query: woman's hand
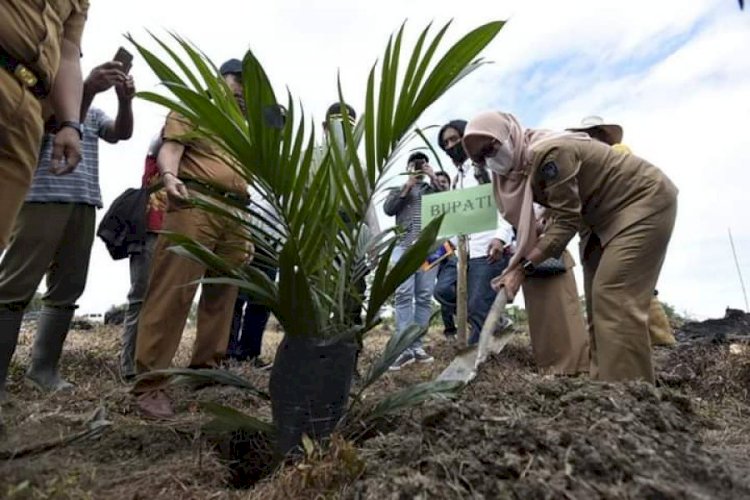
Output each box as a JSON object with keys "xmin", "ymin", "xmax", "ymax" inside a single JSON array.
[{"xmin": 491, "ymin": 264, "xmax": 525, "ymax": 300}]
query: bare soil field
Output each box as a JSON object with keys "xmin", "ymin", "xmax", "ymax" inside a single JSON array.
[{"xmin": 1, "ymin": 313, "xmax": 749, "ymax": 499}]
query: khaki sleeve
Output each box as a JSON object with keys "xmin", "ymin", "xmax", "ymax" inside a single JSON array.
[
  {"xmin": 162, "ymin": 112, "xmax": 194, "ymax": 143},
  {"xmin": 62, "ymin": 1, "xmax": 89, "ymax": 47},
  {"xmin": 533, "ymin": 145, "xmax": 583, "ymax": 259}
]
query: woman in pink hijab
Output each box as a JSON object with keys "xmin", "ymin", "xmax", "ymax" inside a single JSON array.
[{"xmin": 462, "ymin": 111, "xmax": 678, "ymax": 384}]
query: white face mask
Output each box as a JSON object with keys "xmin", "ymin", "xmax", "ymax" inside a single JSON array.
[
  {"xmin": 485, "ymin": 141, "xmax": 514, "ymax": 176},
  {"xmin": 327, "ymin": 119, "xmax": 347, "ymax": 154}
]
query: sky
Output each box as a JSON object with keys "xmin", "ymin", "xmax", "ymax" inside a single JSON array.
[{"xmin": 62, "ymin": 0, "xmax": 750, "ymax": 319}]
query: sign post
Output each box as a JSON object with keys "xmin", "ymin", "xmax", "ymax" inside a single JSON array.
[{"xmin": 456, "ymin": 235, "xmax": 468, "ymax": 345}]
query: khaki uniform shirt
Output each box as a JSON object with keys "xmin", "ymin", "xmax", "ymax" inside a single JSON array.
[
  {"xmin": 0, "ymin": 1, "xmax": 89, "ymax": 86},
  {"xmin": 163, "ymin": 112, "xmax": 248, "ymax": 196},
  {"xmin": 529, "ymin": 138, "xmax": 678, "ymax": 259}
]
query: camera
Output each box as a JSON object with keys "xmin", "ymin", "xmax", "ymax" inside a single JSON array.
[{"xmin": 412, "ymin": 159, "xmax": 425, "ymax": 171}]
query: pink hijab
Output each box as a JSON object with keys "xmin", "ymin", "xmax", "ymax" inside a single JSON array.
[{"xmin": 463, "ymin": 111, "xmax": 589, "ymax": 271}]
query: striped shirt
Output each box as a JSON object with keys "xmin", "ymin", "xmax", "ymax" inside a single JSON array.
[
  {"xmin": 25, "ymin": 107, "xmax": 111, "ymax": 208},
  {"xmin": 383, "ymin": 181, "xmax": 441, "ymax": 247}
]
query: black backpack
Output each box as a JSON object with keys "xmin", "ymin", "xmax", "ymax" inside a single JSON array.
[{"xmin": 96, "ymin": 187, "xmax": 149, "ymax": 260}]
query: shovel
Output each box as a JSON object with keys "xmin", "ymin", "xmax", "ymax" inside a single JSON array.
[{"xmin": 437, "ymin": 287, "xmax": 513, "ymax": 383}]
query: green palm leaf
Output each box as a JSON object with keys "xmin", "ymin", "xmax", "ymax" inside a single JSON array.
[
  {"xmin": 201, "ymin": 402, "xmax": 276, "ymax": 436},
  {"xmin": 130, "ymin": 20, "xmax": 504, "ymax": 340},
  {"xmin": 366, "ymin": 380, "xmax": 464, "ymax": 422},
  {"xmin": 135, "ymin": 368, "xmax": 270, "ymax": 400}
]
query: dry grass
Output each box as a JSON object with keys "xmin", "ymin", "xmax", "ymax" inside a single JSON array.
[
  {"xmin": 248, "ymin": 435, "xmax": 365, "ymax": 500},
  {"xmin": 0, "ymin": 319, "xmax": 448, "ymax": 499}
]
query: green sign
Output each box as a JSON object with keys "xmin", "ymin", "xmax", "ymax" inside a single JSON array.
[{"xmin": 421, "ymin": 184, "xmax": 497, "ymax": 238}]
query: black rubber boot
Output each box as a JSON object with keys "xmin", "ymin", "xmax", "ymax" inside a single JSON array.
[
  {"xmin": 0, "ymin": 307, "xmax": 24, "ymax": 402},
  {"xmin": 25, "ymin": 306, "xmax": 75, "ymax": 392}
]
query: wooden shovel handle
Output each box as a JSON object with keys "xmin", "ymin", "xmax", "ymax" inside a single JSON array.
[{"xmin": 474, "ymin": 288, "xmax": 508, "ymax": 368}]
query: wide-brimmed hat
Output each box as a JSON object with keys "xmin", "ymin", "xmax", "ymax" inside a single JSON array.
[{"xmin": 567, "ymin": 115, "xmax": 623, "ymax": 144}]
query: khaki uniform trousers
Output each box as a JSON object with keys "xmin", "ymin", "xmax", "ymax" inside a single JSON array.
[
  {"xmin": 0, "ymin": 203, "xmax": 95, "ymax": 309},
  {"xmin": 522, "ymin": 250, "xmax": 590, "ymax": 375},
  {"xmin": 135, "ymin": 206, "xmax": 249, "ymax": 380},
  {"xmin": 0, "ymin": 70, "xmax": 44, "ymax": 251},
  {"xmin": 582, "ymin": 202, "xmax": 677, "ymax": 383}
]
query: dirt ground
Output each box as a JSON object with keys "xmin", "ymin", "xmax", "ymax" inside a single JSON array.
[{"xmin": 1, "ymin": 313, "xmax": 749, "ymax": 499}]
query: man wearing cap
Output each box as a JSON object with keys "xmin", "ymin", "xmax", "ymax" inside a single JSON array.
[
  {"xmin": 568, "ymin": 116, "xmax": 677, "ymax": 347},
  {"xmin": 0, "ymin": 2, "xmax": 90, "ymax": 253},
  {"xmin": 384, "ymin": 152, "xmax": 448, "ymax": 370},
  {"xmin": 133, "ymin": 59, "xmax": 251, "ymax": 419}
]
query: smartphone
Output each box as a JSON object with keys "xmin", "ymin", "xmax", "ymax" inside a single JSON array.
[
  {"xmin": 113, "ymin": 47, "xmax": 133, "ymax": 74},
  {"xmin": 413, "ymin": 159, "xmax": 425, "ymax": 171}
]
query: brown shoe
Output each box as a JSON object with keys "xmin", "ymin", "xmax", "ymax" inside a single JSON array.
[{"xmin": 136, "ymin": 390, "xmax": 175, "ymax": 420}]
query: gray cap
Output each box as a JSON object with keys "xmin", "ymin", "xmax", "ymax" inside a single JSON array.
[{"xmin": 219, "ymin": 58, "xmax": 242, "ymax": 76}]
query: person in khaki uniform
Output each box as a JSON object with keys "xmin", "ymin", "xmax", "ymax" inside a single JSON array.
[
  {"xmin": 568, "ymin": 116, "xmax": 677, "ymax": 347},
  {"xmin": 463, "ymin": 111, "xmax": 678, "ymax": 384},
  {"xmin": 134, "ymin": 59, "xmax": 251, "ymax": 419},
  {"xmin": 0, "ymin": 1, "xmax": 90, "ymax": 252},
  {"xmin": 436, "ymin": 119, "xmax": 588, "ymax": 375}
]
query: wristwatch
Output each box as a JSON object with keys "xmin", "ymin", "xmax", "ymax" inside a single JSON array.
[
  {"xmin": 521, "ymin": 258, "xmax": 536, "ymax": 275},
  {"xmin": 58, "ymin": 120, "xmax": 83, "ymax": 139}
]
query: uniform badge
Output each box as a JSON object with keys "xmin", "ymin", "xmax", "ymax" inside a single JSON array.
[{"xmin": 540, "ymin": 161, "xmax": 559, "ymax": 181}]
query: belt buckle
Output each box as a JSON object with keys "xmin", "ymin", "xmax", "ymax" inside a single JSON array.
[{"xmin": 14, "ymin": 64, "xmax": 38, "ymax": 88}]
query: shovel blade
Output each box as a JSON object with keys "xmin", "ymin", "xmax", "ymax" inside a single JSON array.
[
  {"xmin": 436, "ymin": 329, "xmax": 515, "ymax": 382},
  {"xmin": 437, "ymin": 289, "xmax": 511, "ymax": 383},
  {"xmin": 437, "ymin": 347, "xmax": 479, "ymax": 382}
]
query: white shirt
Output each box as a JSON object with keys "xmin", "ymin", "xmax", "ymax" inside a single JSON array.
[{"xmin": 452, "ymin": 166, "xmax": 514, "ymax": 259}]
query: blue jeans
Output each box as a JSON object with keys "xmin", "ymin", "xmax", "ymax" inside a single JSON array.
[
  {"xmin": 227, "ymin": 263, "xmax": 278, "ymax": 360},
  {"xmin": 436, "ymin": 257, "xmax": 457, "ymax": 334},
  {"xmin": 433, "ymin": 254, "xmax": 509, "ymax": 344},
  {"xmin": 392, "ymin": 246, "xmax": 439, "ymax": 351}
]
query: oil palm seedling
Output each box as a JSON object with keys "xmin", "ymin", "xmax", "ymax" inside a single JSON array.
[{"xmin": 129, "ymin": 18, "xmax": 505, "ymax": 458}]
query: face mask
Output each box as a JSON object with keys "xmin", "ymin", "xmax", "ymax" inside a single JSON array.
[
  {"xmin": 446, "ymin": 143, "xmax": 468, "ymax": 165},
  {"xmin": 327, "ymin": 119, "xmax": 347, "ymax": 154},
  {"xmin": 485, "ymin": 141, "xmax": 514, "ymax": 175}
]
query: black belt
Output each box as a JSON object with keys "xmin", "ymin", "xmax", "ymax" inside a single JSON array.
[
  {"xmin": 182, "ymin": 178, "xmax": 249, "ymax": 205},
  {"xmin": 0, "ymin": 49, "xmax": 49, "ymax": 99}
]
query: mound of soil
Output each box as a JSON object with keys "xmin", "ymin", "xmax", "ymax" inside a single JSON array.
[
  {"xmin": 350, "ymin": 351, "xmax": 750, "ymax": 499},
  {"xmin": 677, "ymin": 308, "xmax": 750, "ymax": 343}
]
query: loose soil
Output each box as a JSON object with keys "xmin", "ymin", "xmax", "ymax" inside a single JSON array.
[{"xmin": 1, "ymin": 314, "xmax": 749, "ymax": 499}]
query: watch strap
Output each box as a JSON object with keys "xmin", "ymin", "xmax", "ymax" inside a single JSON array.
[{"xmin": 58, "ymin": 120, "xmax": 83, "ymax": 139}]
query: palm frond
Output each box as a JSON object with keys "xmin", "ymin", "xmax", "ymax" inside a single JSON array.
[
  {"xmin": 130, "ymin": 20, "xmax": 505, "ymax": 339},
  {"xmin": 135, "ymin": 368, "xmax": 270, "ymax": 400},
  {"xmin": 201, "ymin": 402, "xmax": 276, "ymax": 436},
  {"xmin": 366, "ymin": 380, "xmax": 464, "ymax": 422},
  {"xmin": 358, "ymin": 321, "xmax": 428, "ymax": 391}
]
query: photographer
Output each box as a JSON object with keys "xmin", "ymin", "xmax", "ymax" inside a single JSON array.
[{"xmin": 383, "ymin": 152, "xmax": 447, "ymax": 370}]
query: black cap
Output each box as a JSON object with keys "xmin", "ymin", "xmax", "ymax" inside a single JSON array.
[
  {"xmin": 326, "ymin": 102, "xmax": 356, "ymax": 120},
  {"xmin": 219, "ymin": 58, "xmax": 242, "ymax": 76},
  {"xmin": 408, "ymin": 151, "xmax": 429, "ymax": 164}
]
